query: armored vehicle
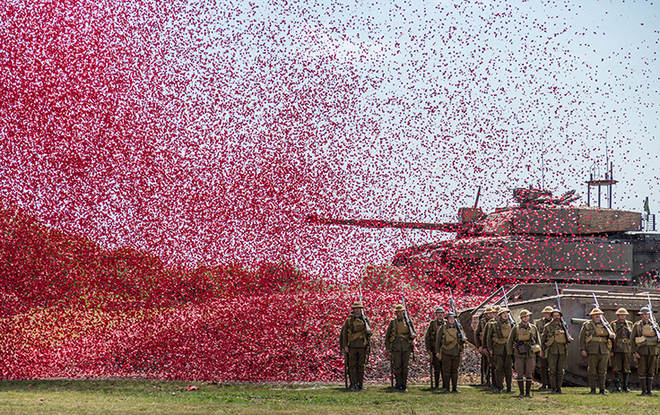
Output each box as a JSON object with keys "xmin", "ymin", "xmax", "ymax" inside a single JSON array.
[
  {"xmin": 308, "ymin": 188, "xmax": 659, "ymax": 286},
  {"xmin": 459, "ymin": 283, "xmax": 660, "ymax": 387}
]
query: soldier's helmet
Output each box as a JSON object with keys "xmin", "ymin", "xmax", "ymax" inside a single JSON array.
[
  {"xmin": 394, "ymin": 304, "xmax": 406, "ymax": 312},
  {"xmin": 435, "ymin": 306, "xmax": 445, "ymax": 313},
  {"xmin": 615, "ymin": 308, "xmax": 629, "ymax": 315},
  {"xmin": 445, "ymin": 311, "xmax": 456, "ymax": 318},
  {"xmin": 519, "ymin": 309, "xmax": 532, "ymax": 318},
  {"xmin": 551, "ymin": 309, "xmax": 563, "ymax": 316},
  {"xmin": 542, "ymin": 306, "xmax": 554, "ymax": 313},
  {"xmin": 589, "ymin": 308, "xmax": 604, "ymax": 316},
  {"xmin": 494, "ymin": 305, "xmax": 501, "ymax": 312},
  {"xmin": 352, "ymin": 302, "xmax": 364, "ymax": 309},
  {"xmin": 498, "ymin": 308, "xmax": 510, "ymax": 315},
  {"xmin": 639, "ymin": 306, "xmax": 652, "ymax": 315},
  {"xmin": 484, "ymin": 306, "xmax": 495, "ymax": 314}
]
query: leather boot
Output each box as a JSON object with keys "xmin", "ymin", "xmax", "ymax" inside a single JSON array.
[
  {"xmin": 451, "ymin": 375, "xmax": 459, "ymax": 393},
  {"xmin": 648, "ymin": 376, "xmax": 654, "ymax": 395},
  {"xmin": 589, "ymin": 388, "xmax": 597, "ymax": 394},
  {"xmin": 401, "ymin": 373, "xmax": 408, "ymax": 392},
  {"xmin": 506, "ymin": 374, "xmax": 513, "ymax": 393},
  {"xmin": 557, "ymin": 373, "xmax": 564, "ymax": 394},
  {"xmin": 394, "ymin": 373, "xmax": 401, "ymax": 390},
  {"xmin": 622, "ymin": 373, "xmax": 630, "ymax": 392},
  {"xmin": 517, "ymin": 381, "xmax": 525, "ymax": 397},
  {"xmin": 599, "ymin": 375, "xmax": 607, "ymax": 394},
  {"xmin": 443, "ymin": 375, "xmax": 450, "ymax": 392},
  {"xmin": 639, "ymin": 377, "xmax": 647, "ymax": 396},
  {"xmin": 525, "ymin": 380, "xmax": 532, "ymax": 397},
  {"xmin": 357, "ymin": 371, "xmax": 365, "ymax": 390}
]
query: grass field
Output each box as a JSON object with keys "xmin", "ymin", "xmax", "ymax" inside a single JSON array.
[{"xmin": 1, "ymin": 380, "xmax": 659, "ymax": 415}]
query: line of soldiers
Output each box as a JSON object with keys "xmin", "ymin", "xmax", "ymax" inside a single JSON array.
[{"xmin": 340, "ymin": 301, "xmax": 658, "ymax": 395}]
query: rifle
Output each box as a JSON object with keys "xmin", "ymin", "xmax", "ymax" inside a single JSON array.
[
  {"xmin": 449, "ymin": 291, "xmax": 468, "ymax": 341},
  {"xmin": 592, "ymin": 293, "xmax": 615, "ymax": 337},
  {"xmin": 646, "ymin": 293, "xmax": 660, "ymax": 339},
  {"xmin": 401, "ymin": 284, "xmax": 417, "ymax": 338},
  {"xmin": 501, "ymin": 286, "xmax": 516, "ymax": 326},
  {"xmin": 554, "ymin": 282, "xmax": 574, "ymax": 341},
  {"xmin": 358, "ymin": 285, "xmax": 372, "ymax": 332}
]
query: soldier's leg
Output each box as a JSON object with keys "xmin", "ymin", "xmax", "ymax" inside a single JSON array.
[
  {"xmin": 433, "ymin": 355, "xmax": 442, "ymax": 389},
  {"xmin": 611, "ymin": 352, "xmax": 622, "ymax": 391},
  {"xmin": 441, "ymin": 352, "xmax": 452, "ymax": 391},
  {"xmin": 393, "ymin": 351, "xmax": 403, "ymax": 389},
  {"xmin": 539, "ymin": 356, "xmax": 549, "ymax": 389},
  {"xmin": 547, "ymin": 352, "xmax": 557, "ymax": 392},
  {"xmin": 493, "ymin": 354, "xmax": 504, "ymax": 392},
  {"xmin": 556, "ymin": 353, "xmax": 566, "ymax": 393},
  {"xmin": 597, "ymin": 354, "xmax": 608, "ymax": 394},
  {"xmin": 451, "ymin": 355, "xmax": 460, "ymax": 392},
  {"xmin": 514, "ymin": 357, "xmax": 525, "ymax": 397},
  {"xmin": 348, "ymin": 348, "xmax": 358, "ymax": 389},
  {"xmin": 356, "ymin": 348, "xmax": 367, "ymax": 390},
  {"xmin": 621, "ymin": 352, "xmax": 631, "ymax": 392},
  {"xmin": 504, "ymin": 353, "xmax": 513, "ymax": 392},
  {"xmin": 484, "ymin": 354, "xmax": 491, "ymax": 386},
  {"xmin": 648, "ymin": 355, "xmax": 657, "ymax": 395},
  {"xmin": 638, "ymin": 354, "xmax": 650, "ymax": 395},
  {"xmin": 587, "ymin": 354, "xmax": 598, "ymax": 393},
  {"xmin": 400, "ymin": 350, "xmax": 411, "ymax": 391}
]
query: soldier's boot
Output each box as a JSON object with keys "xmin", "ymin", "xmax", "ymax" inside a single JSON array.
[
  {"xmin": 451, "ymin": 375, "xmax": 459, "ymax": 393},
  {"xmin": 639, "ymin": 377, "xmax": 647, "ymax": 396},
  {"xmin": 357, "ymin": 371, "xmax": 365, "ymax": 390},
  {"xmin": 517, "ymin": 380, "xmax": 525, "ymax": 397},
  {"xmin": 401, "ymin": 373, "xmax": 408, "ymax": 392},
  {"xmin": 589, "ymin": 375, "xmax": 597, "ymax": 394},
  {"xmin": 490, "ymin": 370, "xmax": 497, "ymax": 389},
  {"xmin": 599, "ymin": 375, "xmax": 607, "ymax": 395},
  {"xmin": 556, "ymin": 373, "xmax": 564, "ymax": 394},
  {"xmin": 442, "ymin": 375, "xmax": 450, "ymax": 393},
  {"xmin": 434, "ymin": 370, "xmax": 441, "ymax": 390},
  {"xmin": 525, "ymin": 380, "xmax": 532, "ymax": 398},
  {"xmin": 505, "ymin": 374, "xmax": 513, "ymax": 393},
  {"xmin": 494, "ymin": 373, "xmax": 503, "ymax": 393},
  {"xmin": 349, "ymin": 368, "xmax": 358, "ymax": 391},
  {"xmin": 622, "ymin": 373, "xmax": 630, "ymax": 392},
  {"xmin": 539, "ymin": 368, "xmax": 548, "ymax": 391},
  {"xmin": 549, "ymin": 372, "xmax": 557, "ymax": 393},
  {"xmin": 394, "ymin": 373, "xmax": 401, "ymax": 391},
  {"xmin": 648, "ymin": 376, "xmax": 654, "ymax": 395}
]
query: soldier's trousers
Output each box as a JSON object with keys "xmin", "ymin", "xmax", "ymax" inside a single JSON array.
[
  {"xmin": 547, "ymin": 352, "xmax": 566, "ymax": 389},
  {"xmin": 637, "ymin": 353, "xmax": 658, "ymax": 377},
  {"xmin": 493, "ymin": 353, "xmax": 512, "ymax": 389},
  {"xmin": 514, "ymin": 356, "xmax": 535, "ymax": 381},
  {"xmin": 392, "ymin": 350, "xmax": 411, "ymax": 383},
  {"xmin": 441, "ymin": 352, "xmax": 461, "ymax": 390},
  {"xmin": 587, "ymin": 353, "xmax": 609, "ymax": 389},
  {"xmin": 348, "ymin": 347, "xmax": 367, "ymax": 386},
  {"xmin": 611, "ymin": 351, "xmax": 631, "ymax": 374},
  {"xmin": 481, "ymin": 353, "xmax": 491, "ymax": 384},
  {"xmin": 431, "ymin": 353, "xmax": 442, "ymax": 386},
  {"xmin": 538, "ymin": 356, "xmax": 549, "ymax": 386}
]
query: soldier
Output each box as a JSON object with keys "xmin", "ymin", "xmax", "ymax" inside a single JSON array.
[
  {"xmin": 631, "ymin": 306, "xmax": 659, "ymax": 396},
  {"xmin": 424, "ymin": 306, "xmax": 445, "ymax": 389},
  {"xmin": 485, "ymin": 305, "xmax": 502, "ymax": 388},
  {"xmin": 339, "ymin": 302, "xmax": 373, "ymax": 390},
  {"xmin": 385, "ymin": 304, "xmax": 417, "ymax": 392},
  {"xmin": 541, "ymin": 309, "xmax": 573, "ymax": 394},
  {"xmin": 487, "ymin": 307, "xmax": 514, "ymax": 393},
  {"xmin": 435, "ymin": 311, "xmax": 465, "ymax": 393},
  {"xmin": 610, "ymin": 308, "xmax": 633, "ymax": 392},
  {"xmin": 534, "ymin": 306, "xmax": 554, "ymax": 390},
  {"xmin": 475, "ymin": 306, "xmax": 495, "ymax": 387},
  {"xmin": 579, "ymin": 308, "xmax": 614, "ymax": 394},
  {"xmin": 507, "ymin": 310, "xmax": 541, "ymax": 397}
]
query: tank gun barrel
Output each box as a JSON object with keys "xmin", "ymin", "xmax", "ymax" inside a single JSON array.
[{"xmin": 306, "ymin": 214, "xmax": 464, "ymax": 232}]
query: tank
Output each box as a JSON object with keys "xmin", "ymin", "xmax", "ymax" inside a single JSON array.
[
  {"xmin": 308, "ymin": 188, "xmax": 660, "ymax": 286},
  {"xmin": 458, "ymin": 283, "xmax": 660, "ymax": 387}
]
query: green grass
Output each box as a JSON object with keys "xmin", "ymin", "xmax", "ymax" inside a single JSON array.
[{"xmin": 0, "ymin": 380, "xmax": 658, "ymax": 414}]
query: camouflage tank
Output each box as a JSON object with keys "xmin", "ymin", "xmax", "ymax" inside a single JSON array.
[
  {"xmin": 308, "ymin": 188, "xmax": 659, "ymax": 286},
  {"xmin": 459, "ymin": 283, "xmax": 660, "ymax": 388}
]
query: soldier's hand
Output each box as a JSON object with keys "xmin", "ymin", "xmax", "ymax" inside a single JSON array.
[
  {"xmin": 540, "ymin": 351, "xmax": 544, "ymax": 359},
  {"xmin": 489, "ymin": 350, "xmax": 493, "ymax": 356},
  {"xmin": 609, "ymin": 352, "xmax": 614, "ymax": 358},
  {"xmin": 436, "ymin": 353, "xmax": 441, "ymax": 360},
  {"xmin": 344, "ymin": 346, "xmax": 349, "ymax": 353},
  {"xmin": 634, "ymin": 352, "xmax": 641, "ymax": 359},
  {"xmin": 410, "ymin": 335, "xmax": 417, "ymax": 339},
  {"xmin": 581, "ymin": 350, "xmax": 588, "ymax": 357},
  {"xmin": 609, "ymin": 333, "xmax": 615, "ymax": 339}
]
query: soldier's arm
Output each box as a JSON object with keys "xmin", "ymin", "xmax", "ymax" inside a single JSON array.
[
  {"xmin": 424, "ymin": 323, "xmax": 432, "ymax": 350},
  {"xmin": 486, "ymin": 323, "xmax": 493, "ymax": 351},
  {"xmin": 506, "ymin": 326, "xmax": 515, "ymax": 355},
  {"xmin": 474, "ymin": 323, "xmax": 482, "ymax": 348},
  {"xmin": 533, "ymin": 326, "xmax": 541, "ymax": 346},
  {"xmin": 385, "ymin": 321, "xmax": 393, "ymax": 351},
  {"xmin": 630, "ymin": 324, "xmax": 639, "ymax": 354},
  {"xmin": 579, "ymin": 324, "xmax": 587, "ymax": 352},
  {"xmin": 339, "ymin": 320, "xmax": 348, "ymax": 350}
]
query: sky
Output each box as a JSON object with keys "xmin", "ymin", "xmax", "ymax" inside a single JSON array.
[{"xmin": 0, "ymin": 0, "xmax": 658, "ymax": 279}]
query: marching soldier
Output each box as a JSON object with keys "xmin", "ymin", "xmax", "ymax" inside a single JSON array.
[
  {"xmin": 435, "ymin": 311, "xmax": 465, "ymax": 393},
  {"xmin": 579, "ymin": 308, "xmax": 614, "ymax": 394},
  {"xmin": 424, "ymin": 307, "xmax": 445, "ymax": 389},
  {"xmin": 475, "ymin": 306, "xmax": 496, "ymax": 387},
  {"xmin": 339, "ymin": 302, "xmax": 373, "ymax": 390},
  {"xmin": 541, "ymin": 309, "xmax": 572, "ymax": 394},
  {"xmin": 507, "ymin": 310, "xmax": 541, "ymax": 398},
  {"xmin": 610, "ymin": 308, "xmax": 633, "ymax": 392},
  {"xmin": 534, "ymin": 306, "xmax": 554, "ymax": 390},
  {"xmin": 631, "ymin": 306, "xmax": 659, "ymax": 396},
  {"xmin": 385, "ymin": 304, "xmax": 417, "ymax": 392},
  {"xmin": 487, "ymin": 307, "xmax": 514, "ymax": 393}
]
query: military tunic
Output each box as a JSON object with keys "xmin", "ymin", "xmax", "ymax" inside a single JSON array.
[
  {"xmin": 436, "ymin": 322, "xmax": 464, "ymax": 392},
  {"xmin": 534, "ymin": 317, "xmax": 552, "ymax": 387},
  {"xmin": 611, "ymin": 319, "xmax": 633, "ymax": 374},
  {"xmin": 579, "ymin": 319, "xmax": 612, "ymax": 391},
  {"xmin": 631, "ymin": 320, "xmax": 659, "ymax": 378},
  {"xmin": 541, "ymin": 320, "xmax": 571, "ymax": 391},
  {"xmin": 339, "ymin": 315, "xmax": 372, "ymax": 388},
  {"xmin": 475, "ymin": 314, "xmax": 493, "ymax": 385},
  {"xmin": 385, "ymin": 317, "xmax": 416, "ymax": 389},
  {"xmin": 507, "ymin": 321, "xmax": 540, "ymax": 381},
  {"xmin": 424, "ymin": 318, "xmax": 445, "ymax": 387},
  {"xmin": 487, "ymin": 317, "xmax": 513, "ymax": 391}
]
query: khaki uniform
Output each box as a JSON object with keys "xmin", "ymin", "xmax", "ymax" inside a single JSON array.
[
  {"xmin": 579, "ymin": 320, "xmax": 612, "ymax": 391},
  {"xmin": 385, "ymin": 317, "xmax": 415, "ymax": 390},
  {"xmin": 339, "ymin": 316, "xmax": 372, "ymax": 389},
  {"xmin": 424, "ymin": 318, "xmax": 445, "ymax": 388},
  {"xmin": 475, "ymin": 314, "xmax": 493, "ymax": 386},
  {"xmin": 487, "ymin": 317, "xmax": 513, "ymax": 392},
  {"xmin": 541, "ymin": 320, "xmax": 571, "ymax": 391},
  {"xmin": 611, "ymin": 319, "xmax": 633, "ymax": 374},
  {"xmin": 507, "ymin": 321, "xmax": 540, "ymax": 382},
  {"xmin": 534, "ymin": 317, "xmax": 552, "ymax": 387},
  {"xmin": 631, "ymin": 319, "xmax": 659, "ymax": 393},
  {"xmin": 436, "ymin": 322, "xmax": 464, "ymax": 392}
]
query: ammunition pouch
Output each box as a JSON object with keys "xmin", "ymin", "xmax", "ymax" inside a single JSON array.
[
  {"xmin": 517, "ymin": 328, "xmax": 531, "ymax": 342},
  {"xmin": 594, "ymin": 325, "xmax": 608, "ymax": 337},
  {"xmin": 396, "ymin": 320, "xmax": 410, "ymax": 335},
  {"xmin": 353, "ymin": 319, "xmax": 366, "ymax": 332},
  {"xmin": 443, "ymin": 328, "xmax": 459, "ymax": 351},
  {"xmin": 531, "ymin": 344, "xmax": 541, "ymax": 354},
  {"xmin": 501, "ymin": 324, "xmax": 512, "ymax": 339},
  {"xmin": 493, "ymin": 337, "xmax": 508, "ymax": 345},
  {"xmin": 636, "ymin": 336, "xmax": 647, "ymax": 346},
  {"xmin": 555, "ymin": 330, "xmax": 567, "ymax": 344},
  {"xmin": 642, "ymin": 325, "xmax": 655, "ymax": 337}
]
